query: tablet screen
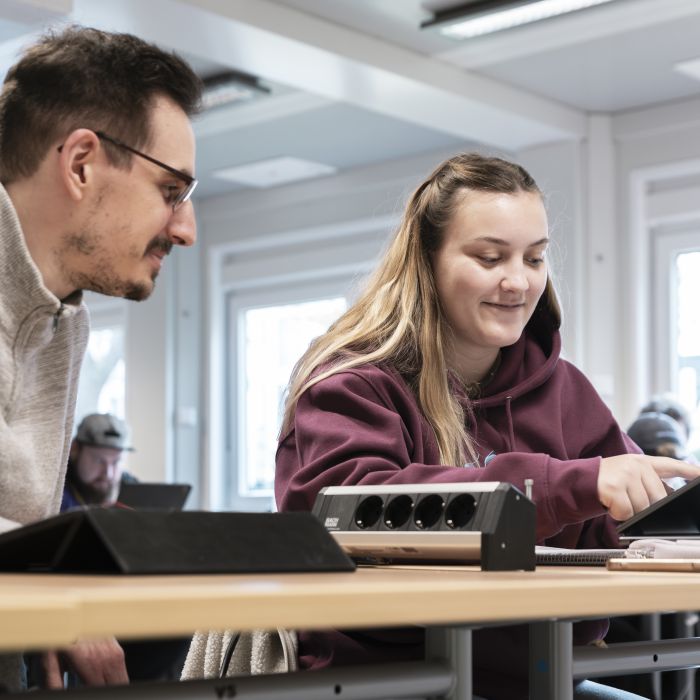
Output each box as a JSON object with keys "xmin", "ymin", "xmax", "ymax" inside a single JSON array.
[{"xmin": 617, "ymin": 475, "xmax": 700, "ymax": 539}]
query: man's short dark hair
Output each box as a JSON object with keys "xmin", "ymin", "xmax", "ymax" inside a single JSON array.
[{"xmin": 0, "ymin": 25, "xmax": 203, "ymax": 183}]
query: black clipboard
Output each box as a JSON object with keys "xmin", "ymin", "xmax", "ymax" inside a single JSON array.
[
  {"xmin": 0, "ymin": 509, "xmax": 356, "ymax": 574},
  {"xmin": 617, "ymin": 475, "xmax": 700, "ymax": 540}
]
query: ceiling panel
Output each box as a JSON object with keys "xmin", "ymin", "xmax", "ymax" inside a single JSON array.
[
  {"xmin": 1, "ymin": 0, "xmax": 700, "ymax": 201},
  {"xmin": 474, "ymin": 12, "xmax": 700, "ymax": 112},
  {"xmin": 195, "ymin": 101, "xmax": 471, "ymax": 198}
]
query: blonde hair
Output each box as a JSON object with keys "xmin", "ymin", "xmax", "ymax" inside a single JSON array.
[{"xmin": 281, "ymin": 153, "xmax": 561, "ymax": 466}]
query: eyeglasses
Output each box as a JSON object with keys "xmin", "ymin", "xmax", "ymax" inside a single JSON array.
[{"xmin": 95, "ymin": 131, "xmax": 197, "ymax": 211}]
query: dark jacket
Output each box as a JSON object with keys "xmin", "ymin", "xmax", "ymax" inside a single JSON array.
[
  {"xmin": 276, "ymin": 327, "xmax": 638, "ymax": 699},
  {"xmin": 60, "ymin": 471, "xmax": 138, "ymax": 511}
]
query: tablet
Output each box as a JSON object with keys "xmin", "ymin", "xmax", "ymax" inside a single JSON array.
[
  {"xmin": 617, "ymin": 475, "xmax": 700, "ymax": 540},
  {"xmin": 117, "ymin": 482, "xmax": 191, "ymax": 511}
]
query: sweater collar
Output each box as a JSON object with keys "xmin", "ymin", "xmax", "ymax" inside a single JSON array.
[{"xmin": 0, "ymin": 184, "xmax": 83, "ymax": 326}]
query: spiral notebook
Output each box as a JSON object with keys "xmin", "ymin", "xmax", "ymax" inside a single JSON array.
[{"xmin": 535, "ymin": 546, "xmax": 627, "ymax": 566}]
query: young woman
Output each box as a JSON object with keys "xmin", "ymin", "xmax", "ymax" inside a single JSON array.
[{"xmin": 275, "ymin": 153, "xmax": 699, "ymax": 700}]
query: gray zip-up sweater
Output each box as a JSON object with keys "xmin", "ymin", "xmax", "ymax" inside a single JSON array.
[{"xmin": 0, "ymin": 184, "xmax": 89, "ymax": 690}]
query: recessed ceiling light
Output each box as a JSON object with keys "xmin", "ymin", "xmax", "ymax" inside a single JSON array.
[
  {"xmin": 674, "ymin": 57, "xmax": 700, "ymax": 83},
  {"xmin": 201, "ymin": 71, "xmax": 270, "ymax": 111},
  {"xmin": 422, "ymin": 0, "xmax": 618, "ymax": 40},
  {"xmin": 213, "ymin": 157, "xmax": 337, "ymax": 188}
]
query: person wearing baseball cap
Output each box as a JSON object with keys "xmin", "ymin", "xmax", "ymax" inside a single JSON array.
[
  {"xmin": 61, "ymin": 413, "xmax": 135, "ymax": 510},
  {"xmin": 626, "ymin": 411, "xmax": 688, "ymax": 460},
  {"xmin": 54, "ymin": 418, "xmax": 191, "ymax": 683}
]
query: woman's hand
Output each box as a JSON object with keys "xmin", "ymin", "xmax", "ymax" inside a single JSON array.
[{"xmin": 597, "ymin": 454, "xmax": 700, "ymax": 521}]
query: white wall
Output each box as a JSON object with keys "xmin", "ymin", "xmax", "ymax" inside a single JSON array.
[
  {"xmin": 197, "ymin": 146, "xmax": 477, "ymax": 508},
  {"xmin": 116, "ymin": 236, "xmax": 201, "ymax": 490},
  {"xmin": 193, "ymin": 143, "xmax": 599, "ymax": 506},
  {"xmin": 518, "ymin": 139, "xmax": 587, "ymax": 367},
  {"xmin": 126, "ymin": 95, "xmax": 700, "ymax": 497},
  {"xmin": 613, "ymin": 96, "xmax": 700, "ymax": 425},
  {"xmin": 123, "ymin": 264, "xmax": 172, "ymax": 482}
]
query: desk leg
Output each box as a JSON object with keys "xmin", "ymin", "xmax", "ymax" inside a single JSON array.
[
  {"xmin": 425, "ymin": 626, "xmax": 472, "ymax": 700},
  {"xmin": 530, "ymin": 621, "xmax": 573, "ymax": 700},
  {"xmin": 640, "ymin": 612, "xmax": 662, "ymax": 699},
  {"xmin": 673, "ymin": 612, "xmax": 697, "ymax": 700}
]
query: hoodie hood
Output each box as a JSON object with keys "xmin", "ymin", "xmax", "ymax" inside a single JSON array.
[
  {"xmin": 453, "ymin": 326, "xmax": 560, "ymax": 455},
  {"xmin": 474, "ymin": 327, "xmax": 560, "ymax": 409}
]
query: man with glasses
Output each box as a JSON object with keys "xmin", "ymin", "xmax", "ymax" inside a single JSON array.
[{"xmin": 0, "ymin": 26, "xmax": 202, "ymax": 692}]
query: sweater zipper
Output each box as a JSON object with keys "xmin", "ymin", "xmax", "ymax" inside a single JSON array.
[{"xmin": 53, "ymin": 304, "xmax": 65, "ymax": 333}]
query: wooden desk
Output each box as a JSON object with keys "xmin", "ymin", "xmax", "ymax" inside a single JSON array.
[{"xmin": 3, "ymin": 565, "xmax": 700, "ymax": 699}]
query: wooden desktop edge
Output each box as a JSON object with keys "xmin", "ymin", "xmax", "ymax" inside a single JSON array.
[{"xmin": 2, "ymin": 565, "xmax": 700, "ymax": 652}]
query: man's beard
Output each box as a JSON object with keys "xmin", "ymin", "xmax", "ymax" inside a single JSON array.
[
  {"xmin": 61, "ymin": 231, "xmax": 171, "ymax": 301},
  {"xmin": 71, "ymin": 476, "xmax": 120, "ymax": 506},
  {"xmin": 83, "ymin": 275, "xmax": 153, "ymax": 302}
]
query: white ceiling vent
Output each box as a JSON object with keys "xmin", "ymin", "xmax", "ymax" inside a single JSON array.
[
  {"xmin": 213, "ymin": 156, "xmax": 337, "ymax": 188},
  {"xmin": 201, "ymin": 70, "xmax": 271, "ymax": 110},
  {"xmin": 674, "ymin": 57, "xmax": 700, "ymax": 82}
]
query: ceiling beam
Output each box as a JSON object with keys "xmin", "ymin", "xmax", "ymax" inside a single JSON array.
[
  {"xmin": 72, "ymin": 0, "xmax": 587, "ymax": 150},
  {"xmin": 0, "ymin": 0, "xmax": 72, "ymax": 74},
  {"xmin": 193, "ymin": 91, "xmax": 333, "ymax": 140},
  {"xmin": 0, "ymin": 0, "xmax": 71, "ymax": 25}
]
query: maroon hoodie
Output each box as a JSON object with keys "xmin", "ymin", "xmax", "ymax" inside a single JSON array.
[{"xmin": 276, "ymin": 327, "xmax": 638, "ymax": 699}]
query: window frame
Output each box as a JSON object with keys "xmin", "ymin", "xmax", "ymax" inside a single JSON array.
[
  {"xmin": 205, "ymin": 215, "xmax": 394, "ymax": 513},
  {"xmin": 653, "ymin": 228, "xmax": 700, "ymax": 394},
  {"xmin": 224, "ymin": 278, "xmax": 353, "ymax": 512},
  {"xmin": 653, "ymin": 228, "xmax": 700, "ymax": 452}
]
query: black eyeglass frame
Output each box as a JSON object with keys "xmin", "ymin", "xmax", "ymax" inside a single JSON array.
[{"xmin": 92, "ymin": 130, "xmax": 197, "ymax": 211}]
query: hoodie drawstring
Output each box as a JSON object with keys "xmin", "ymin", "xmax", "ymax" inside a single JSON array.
[{"xmin": 505, "ymin": 396, "xmax": 515, "ymax": 451}]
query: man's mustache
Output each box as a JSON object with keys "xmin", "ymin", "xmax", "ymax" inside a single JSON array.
[{"xmin": 146, "ymin": 237, "xmax": 172, "ymax": 257}]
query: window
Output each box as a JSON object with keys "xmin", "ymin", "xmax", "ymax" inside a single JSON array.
[
  {"xmin": 225, "ymin": 284, "xmax": 349, "ymax": 511},
  {"xmin": 655, "ymin": 231, "xmax": 700, "ymax": 454},
  {"xmin": 211, "ymin": 216, "xmax": 391, "ymax": 511},
  {"xmin": 674, "ymin": 250, "xmax": 700, "ymax": 453},
  {"xmin": 238, "ymin": 297, "xmax": 347, "ymax": 496},
  {"xmin": 74, "ymin": 295, "xmax": 127, "ymax": 425}
]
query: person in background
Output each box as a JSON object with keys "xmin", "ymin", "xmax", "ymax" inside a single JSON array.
[
  {"xmin": 275, "ymin": 152, "xmax": 700, "ymax": 700},
  {"xmin": 54, "ymin": 412, "xmax": 190, "ymax": 684},
  {"xmin": 61, "ymin": 413, "xmax": 136, "ymax": 510},
  {"xmin": 0, "ymin": 25, "xmax": 201, "ymax": 692},
  {"xmin": 639, "ymin": 394, "xmax": 700, "ymax": 465},
  {"xmin": 627, "ymin": 411, "xmax": 688, "ymax": 461}
]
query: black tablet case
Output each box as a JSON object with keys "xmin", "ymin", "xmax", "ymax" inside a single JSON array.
[
  {"xmin": 0, "ymin": 509, "xmax": 356, "ymax": 574},
  {"xmin": 617, "ymin": 475, "xmax": 700, "ymax": 538}
]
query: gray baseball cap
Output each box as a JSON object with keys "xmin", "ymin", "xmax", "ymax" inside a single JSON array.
[
  {"xmin": 627, "ymin": 411, "xmax": 684, "ymax": 455},
  {"xmin": 75, "ymin": 413, "xmax": 134, "ymax": 451}
]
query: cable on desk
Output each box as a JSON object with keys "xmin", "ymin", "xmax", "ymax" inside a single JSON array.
[{"xmin": 218, "ymin": 632, "xmax": 241, "ymax": 678}]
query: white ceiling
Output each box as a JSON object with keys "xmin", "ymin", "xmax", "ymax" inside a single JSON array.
[
  {"xmin": 0, "ymin": 0, "xmax": 699, "ymax": 198},
  {"xmin": 273, "ymin": 0, "xmax": 700, "ymax": 112}
]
